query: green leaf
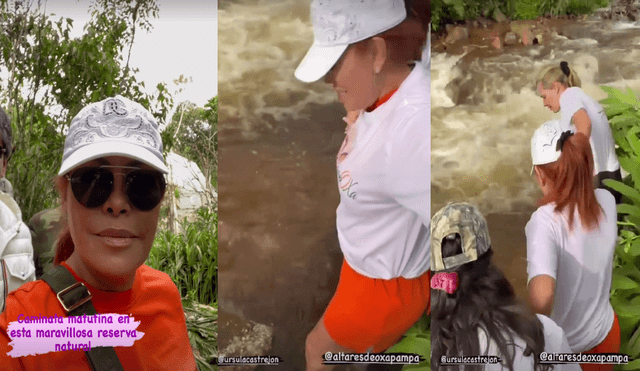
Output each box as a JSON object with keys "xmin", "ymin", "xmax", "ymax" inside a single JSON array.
[
  {"xmin": 621, "ymin": 358, "xmax": 640, "ymax": 370},
  {"xmin": 626, "ymin": 326, "xmax": 640, "ymax": 358},
  {"xmin": 400, "ymin": 362, "xmax": 430, "ymax": 371},
  {"xmin": 626, "ymin": 129, "xmax": 640, "ymax": 158},
  {"xmin": 604, "ymin": 180, "xmax": 640, "ymax": 206},
  {"xmin": 618, "ymin": 204, "xmax": 640, "ymax": 219},
  {"xmin": 630, "ymin": 239, "xmax": 640, "ymax": 257},
  {"xmin": 388, "ymin": 336, "xmax": 429, "ymax": 356},
  {"xmin": 611, "ymin": 295, "xmax": 640, "ymax": 318},
  {"xmin": 611, "ymin": 272, "xmax": 640, "ymax": 291}
]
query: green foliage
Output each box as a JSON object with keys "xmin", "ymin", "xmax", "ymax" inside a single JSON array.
[
  {"xmin": 601, "ymin": 87, "xmax": 640, "ymax": 369},
  {"xmin": 164, "ymin": 96, "xmax": 218, "ymax": 189},
  {"xmin": 183, "ymin": 298, "xmax": 218, "ymax": 371},
  {"xmin": 431, "ymin": 0, "xmax": 609, "ymax": 31},
  {"xmin": 0, "ymin": 0, "xmax": 173, "ymax": 220},
  {"xmin": 148, "ymin": 208, "xmax": 218, "ymax": 368},
  {"xmin": 386, "ymin": 314, "xmax": 430, "ymax": 370},
  {"xmin": 431, "ymin": 0, "xmax": 505, "ymax": 31},
  {"xmin": 540, "ymin": 0, "xmax": 609, "ymax": 17},
  {"xmin": 147, "ymin": 207, "xmax": 218, "ymax": 306}
]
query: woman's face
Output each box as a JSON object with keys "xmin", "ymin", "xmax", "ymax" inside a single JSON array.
[
  {"xmin": 537, "ymin": 82, "xmax": 563, "ymax": 113},
  {"xmin": 324, "ymin": 42, "xmax": 380, "ymax": 112},
  {"xmin": 62, "ymin": 156, "xmax": 162, "ymax": 290}
]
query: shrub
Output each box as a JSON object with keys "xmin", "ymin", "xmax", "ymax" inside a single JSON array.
[{"xmin": 601, "ymin": 86, "xmax": 640, "ymax": 370}]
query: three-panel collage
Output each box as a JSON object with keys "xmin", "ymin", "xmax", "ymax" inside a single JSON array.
[{"xmin": 0, "ymin": 0, "xmax": 638, "ymax": 370}]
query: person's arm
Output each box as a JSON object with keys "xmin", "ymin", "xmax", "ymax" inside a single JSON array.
[
  {"xmin": 525, "ymin": 211, "xmax": 559, "ymax": 317},
  {"xmin": 572, "ymin": 108, "xmax": 591, "ymax": 138},
  {"xmin": 528, "ymin": 274, "xmax": 556, "ymax": 316}
]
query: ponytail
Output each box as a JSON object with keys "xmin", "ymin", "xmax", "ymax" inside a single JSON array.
[
  {"xmin": 536, "ymin": 61, "xmax": 582, "ymax": 91},
  {"xmin": 537, "ymin": 133, "xmax": 601, "ymax": 230}
]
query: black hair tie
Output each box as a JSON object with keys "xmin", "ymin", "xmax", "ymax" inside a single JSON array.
[
  {"xmin": 560, "ymin": 61, "xmax": 570, "ymax": 77},
  {"xmin": 556, "ymin": 130, "xmax": 574, "ymax": 151}
]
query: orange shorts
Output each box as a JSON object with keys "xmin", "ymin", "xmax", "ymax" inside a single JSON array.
[
  {"xmin": 580, "ymin": 312, "xmax": 621, "ymax": 371},
  {"xmin": 322, "ymin": 259, "xmax": 430, "ymax": 352}
]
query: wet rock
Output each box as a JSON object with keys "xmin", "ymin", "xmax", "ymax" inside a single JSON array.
[
  {"xmin": 593, "ymin": 7, "xmax": 612, "ymax": 20},
  {"xmin": 600, "ymin": 0, "xmax": 640, "ymax": 21},
  {"xmin": 521, "ymin": 28, "xmax": 534, "ymax": 45},
  {"xmin": 476, "ymin": 16, "xmax": 494, "ymax": 28},
  {"xmin": 493, "ymin": 8, "xmax": 508, "ymax": 23},
  {"xmin": 629, "ymin": 1, "xmax": 640, "ymax": 21},
  {"xmin": 535, "ymin": 33, "xmax": 543, "ymax": 44},
  {"xmin": 491, "ymin": 35, "xmax": 503, "ymax": 49},
  {"xmin": 510, "ymin": 20, "xmax": 536, "ymax": 36},
  {"xmin": 504, "ymin": 32, "xmax": 518, "ymax": 45},
  {"xmin": 445, "ymin": 26, "xmax": 469, "ymax": 44},
  {"xmin": 219, "ymin": 311, "xmax": 274, "ymax": 371}
]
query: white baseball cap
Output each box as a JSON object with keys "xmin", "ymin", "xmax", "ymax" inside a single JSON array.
[
  {"xmin": 530, "ymin": 120, "xmax": 571, "ymax": 175},
  {"xmin": 294, "ymin": 0, "xmax": 407, "ymax": 83},
  {"xmin": 59, "ymin": 96, "xmax": 169, "ymax": 176}
]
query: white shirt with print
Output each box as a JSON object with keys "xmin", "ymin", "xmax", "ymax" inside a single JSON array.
[{"xmin": 335, "ymin": 62, "xmax": 430, "ymax": 279}]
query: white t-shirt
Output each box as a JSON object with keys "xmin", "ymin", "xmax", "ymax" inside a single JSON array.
[
  {"xmin": 559, "ymin": 87, "xmax": 619, "ymax": 174},
  {"xmin": 335, "ymin": 62, "xmax": 430, "ymax": 279},
  {"xmin": 526, "ymin": 189, "xmax": 617, "ymax": 351},
  {"xmin": 477, "ymin": 314, "xmax": 580, "ymax": 370}
]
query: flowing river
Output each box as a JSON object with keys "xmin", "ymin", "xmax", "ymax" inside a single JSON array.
[
  {"xmin": 432, "ymin": 19, "xmax": 640, "ymax": 301},
  {"xmin": 218, "ymin": 0, "xmax": 347, "ymax": 368}
]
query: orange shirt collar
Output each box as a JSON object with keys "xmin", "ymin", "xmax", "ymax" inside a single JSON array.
[{"xmin": 366, "ymin": 88, "xmax": 399, "ymax": 112}]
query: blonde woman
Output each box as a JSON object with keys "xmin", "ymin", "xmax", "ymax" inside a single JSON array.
[{"xmin": 535, "ymin": 61, "xmax": 621, "ymax": 202}]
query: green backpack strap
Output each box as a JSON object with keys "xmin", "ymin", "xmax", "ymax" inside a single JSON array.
[{"xmin": 41, "ymin": 265, "xmax": 125, "ymax": 371}]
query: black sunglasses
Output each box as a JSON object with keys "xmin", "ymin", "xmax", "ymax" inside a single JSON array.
[{"xmin": 66, "ymin": 165, "xmax": 166, "ymax": 211}]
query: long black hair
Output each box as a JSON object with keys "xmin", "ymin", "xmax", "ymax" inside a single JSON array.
[{"xmin": 431, "ymin": 234, "xmax": 552, "ymax": 371}]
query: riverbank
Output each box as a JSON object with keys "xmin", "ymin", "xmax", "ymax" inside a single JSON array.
[{"xmin": 432, "ymin": 0, "xmax": 640, "ymax": 55}]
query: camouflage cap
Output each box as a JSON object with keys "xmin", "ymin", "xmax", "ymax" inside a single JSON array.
[{"xmin": 431, "ymin": 202, "xmax": 491, "ymax": 272}]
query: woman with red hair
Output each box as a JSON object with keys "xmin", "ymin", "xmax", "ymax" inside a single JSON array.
[{"xmin": 527, "ymin": 120, "xmax": 619, "ymax": 370}]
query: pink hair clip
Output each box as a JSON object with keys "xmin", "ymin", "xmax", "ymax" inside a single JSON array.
[{"xmin": 431, "ymin": 272, "xmax": 459, "ymax": 294}]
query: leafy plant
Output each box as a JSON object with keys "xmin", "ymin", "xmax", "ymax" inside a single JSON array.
[
  {"xmin": 147, "ymin": 208, "xmax": 218, "ymax": 370},
  {"xmin": 386, "ymin": 313, "xmax": 430, "ymax": 370},
  {"xmin": 600, "ymin": 86, "xmax": 640, "ymax": 370},
  {"xmin": 431, "ymin": 0, "xmax": 610, "ymax": 32},
  {"xmin": 183, "ymin": 298, "xmax": 218, "ymax": 371},
  {"xmin": 147, "ymin": 207, "xmax": 218, "ymax": 306}
]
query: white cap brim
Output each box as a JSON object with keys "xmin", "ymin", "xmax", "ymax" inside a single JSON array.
[
  {"xmin": 294, "ymin": 43, "xmax": 349, "ymax": 83},
  {"xmin": 58, "ymin": 141, "xmax": 169, "ymax": 176}
]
